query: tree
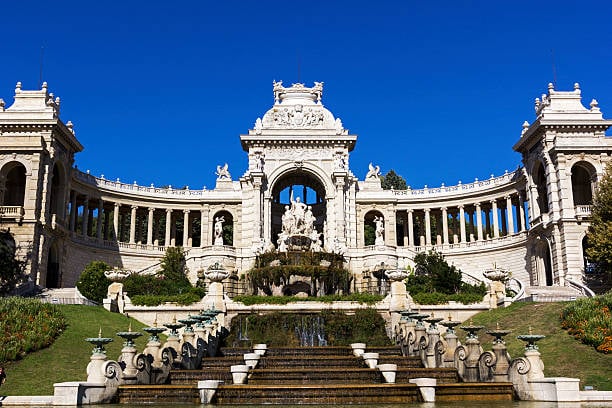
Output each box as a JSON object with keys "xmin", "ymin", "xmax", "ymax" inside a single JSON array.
[
  {"xmin": 76, "ymin": 261, "xmax": 111, "ymax": 303},
  {"xmin": 0, "ymin": 230, "xmax": 27, "ymax": 295},
  {"xmin": 160, "ymin": 246, "xmax": 189, "ymax": 284},
  {"xmin": 380, "ymin": 169, "xmax": 408, "ymax": 190},
  {"xmin": 586, "ymin": 165, "xmax": 612, "ymax": 278},
  {"xmin": 413, "ymin": 250, "xmax": 462, "ymax": 294}
]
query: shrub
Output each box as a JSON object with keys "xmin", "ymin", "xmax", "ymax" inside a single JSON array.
[
  {"xmin": 561, "ymin": 291, "xmax": 612, "ymax": 353},
  {"xmin": 130, "ymin": 287, "xmax": 206, "ymax": 306},
  {"xmin": 233, "ymin": 293, "xmax": 384, "ymax": 305},
  {"xmin": 0, "ymin": 230, "xmax": 27, "ymax": 295},
  {"xmin": 76, "ymin": 261, "xmax": 111, "ymax": 303},
  {"xmin": 0, "ymin": 297, "xmax": 66, "ymax": 363}
]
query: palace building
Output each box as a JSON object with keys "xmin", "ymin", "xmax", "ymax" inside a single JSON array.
[{"xmin": 0, "ymin": 81, "xmax": 610, "ymax": 295}]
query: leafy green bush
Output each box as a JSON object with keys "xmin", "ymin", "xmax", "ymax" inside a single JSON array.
[
  {"xmin": 76, "ymin": 261, "xmax": 112, "ymax": 303},
  {"xmin": 0, "ymin": 230, "xmax": 27, "ymax": 295},
  {"xmin": 561, "ymin": 291, "xmax": 612, "ymax": 353},
  {"xmin": 411, "ymin": 292, "xmax": 485, "ymax": 305},
  {"xmin": 130, "ymin": 287, "xmax": 206, "ymax": 306},
  {"xmin": 405, "ymin": 250, "xmax": 487, "ymax": 305},
  {"xmin": 233, "ymin": 293, "xmax": 384, "ymax": 305},
  {"xmin": 0, "ymin": 297, "xmax": 66, "ymax": 363}
]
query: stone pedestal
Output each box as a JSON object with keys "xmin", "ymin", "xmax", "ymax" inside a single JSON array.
[
  {"xmin": 86, "ymin": 353, "xmax": 109, "ymax": 383},
  {"xmin": 119, "ymin": 345, "xmax": 139, "ymax": 383}
]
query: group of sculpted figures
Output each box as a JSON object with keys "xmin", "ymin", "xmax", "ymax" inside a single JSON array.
[{"xmin": 278, "ymin": 194, "xmax": 322, "ymax": 252}]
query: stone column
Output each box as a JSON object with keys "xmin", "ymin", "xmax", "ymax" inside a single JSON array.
[
  {"xmin": 200, "ymin": 207, "xmax": 209, "ymax": 247},
  {"xmin": 113, "ymin": 203, "xmax": 120, "ymax": 240},
  {"xmin": 82, "ymin": 196, "xmax": 90, "ymax": 236},
  {"xmin": 69, "ymin": 191, "xmax": 77, "ymax": 232},
  {"xmin": 424, "ymin": 208, "xmax": 431, "ymax": 246},
  {"xmin": 96, "ymin": 199, "xmax": 104, "ymax": 239},
  {"xmin": 183, "ymin": 209, "xmax": 190, "ymax": 247},
  {"xmin": 129, "ymin": 205, "xmax": 137, "ymax": 244},
  {"xmin": 459, "ymin": 205, "xmax": 466, "ymax": 243},
  {"xmin": 441, "ymin": 207, "xmax": 449, "ymax": 245},
  {"xmin": 165, "ymin": 209, "xmax": 172, "ymax": 246},
  {"xmin": 335, "ymin": 177, "xmax": 346, "ymax": 246},
  {"xmin": 252, "ymin": 176, "xmax": 264, "ymax": 251},
  {"xmin": 402, "ymin": 212, "xmax": 408, "ymax": 246},
  {"xmin": 491, "ymin": 199, "xmax": 499, "ymax": 238},
  {"xmin": 147, "ymin": 208, "xmax": 154, "ymax": 246},
  {"xmin": 506, "ymin": 195, "xmax": 514, "ymax": 235},
  {"xmin": 475, "ymin": 202, "xmax": 483, "ymax": 241},
  {"xmin": 407, "ymin": 210, "xmax": 414, "ymax": 247},
  {"xmin": 518, "ymin": 192, "xmax": 526, "ymax": 231}
]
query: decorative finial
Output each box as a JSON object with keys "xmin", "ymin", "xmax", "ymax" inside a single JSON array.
[
  {"xmin": 98, "ymin": 327, "xmax": 102, "ymax": 338},
  {"xmin": 574, "ymin": 82, "xmax": 580, "ymax": 90},
  {"xmin": 496, "ymin": 322, "xmax": 500, "ymax": 329},
  {"xmin": 128, "ymin": 321, "xmax": 132, "ymax": 332},
  {"xmin": 529, "ymin": 326, "xmax": 533, "ymax": 335},
  {"xmin": 15, "ymin": 82, "xmax": 22, "ymax": 92},
  {"xmin": 154, "ymin": 313, "xmax": 158, "ymax": 327},
  {"xmin": 448, "ymin": 314, "xmax": 452, "ymax": 321},
  {"xmin": 590, "ymin": 99, "xmax": 600, "ymax": 112},
  {"xmin": 42, "ymin": 81, "xmax": 48, "ymax": 90},
  {"xmin": 548, "ymin": 82, "xmax": 554, "ymax": 90}
]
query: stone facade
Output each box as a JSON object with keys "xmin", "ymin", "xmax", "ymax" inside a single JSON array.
[{"xmin": 1, "ymin": 81, "xmax": 610, "ymax": 293}]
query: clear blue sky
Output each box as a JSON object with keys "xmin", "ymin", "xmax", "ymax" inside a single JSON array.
[{"xmin": 1, "ymin": 1, "xmax": 611, "ymax": 190}]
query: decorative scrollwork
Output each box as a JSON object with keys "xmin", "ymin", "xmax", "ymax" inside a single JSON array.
[
  {"xmin": 479, "ymin": 350, "xmax": 497, "ymax": 368},
  {"xmin": 134, "ymin": 353, "xmax": 149, "ymax": 371},
  {"xmin": 418, "ymin": 335, "xmax": 427, "ymax": 351},
  {"xmin": 454, "ymin": 345, "xmax": 467, "ymax": 362},
  {"xmin": 435, "ymin": 340, "xmax": 446, "ymax": 356},
  {"xmin": 510, "ymin": 356, "xmax": 531, "ymax": 375},
  {"xmin": 104, "ymin": 361, "xmax": 121, "ymax": 380}
]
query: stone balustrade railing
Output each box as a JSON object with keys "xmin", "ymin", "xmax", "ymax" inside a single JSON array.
[
  {"xmin": 73, "ymin": 169, "xmax": 239, "ymax": 198},
  {"xmin": 391, "ymin": 169, "xmax": 521, "ymax": 198}
]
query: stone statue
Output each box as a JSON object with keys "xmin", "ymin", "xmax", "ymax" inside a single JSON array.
[
  {"xmin": 214, "ymin": 216, "xmax": 224, "ymax": 246},
  {"xmin": 254, "ymin": 152, "xmax": 264, "ymax": 171},
  {"xmin": 216, "ymin": 163, "xmax": 231, "ymax": 180},
  {"xmin": 374, "ymin": 216, "xmax": 384, "ymax": 246},
  {"xmin": 281, "ymin": 205, "xmax": 295, "ymax": 234},
  {"xmin": 254, "ymin": 118, "xmax": 263, "ymax": 134},
  {"xmin": 335, "ymin": 153, "xmax": 347, "ymax": 170},
  {"xmin": 304, "ymin": 206, "xmax": 315, "ymax": 235},
  {"xmin": 366, "ymin": 162, "xmax": 381, "ymax": 179},
  {"xmin": 290, "ymin": 194, "xmax": 307, "ymax": 232}
]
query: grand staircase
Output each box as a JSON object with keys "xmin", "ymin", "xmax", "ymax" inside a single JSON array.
[{"xmin": 117, "ymin": 346, "xmax": 514, "ymax": 404}]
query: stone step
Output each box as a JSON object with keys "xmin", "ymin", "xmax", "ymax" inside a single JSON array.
[
  {"xmin": 169, "ymin": 369, "xmax": 232, "ymax": 385},
  {"xmin": 396, "ymin": 367, "xmax": 459, "ymax": 384},
  {"xmin": 435, "ymin": 382, "xmax": 514, "ymax": 402},
  {"xmin": 213, "ymin": 383, "xmax": 421, "ymax": 405},
  {"xmin": 248, "ymin": 367, "xmax": 383, "ymax": 384},
  {"xmin": 524, "ymin": 285, "xmax": 583, "ymax": 301},
  {"xmin": 118, "ymin": 384, "xmax": 199, "ymax": 405}
]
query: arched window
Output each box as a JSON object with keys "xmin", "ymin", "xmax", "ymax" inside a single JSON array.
[
  {"xmin": 364, "ymin": 210, "xmax": 384, "ymax": 246},
  {"xmin": 212, "ymin": 210, "xmax": 234, "ymax": 246},
  {"xmin": 571, "ymin": 163, "xmax": 596, "ymax": 206},
  {"xmin": 2, "ymin": 162, "xmax": 27, "ymax": 207},
  {"xmin": 533, "ymin": 162, "xmax": 549, "ymax": 215},
  {"xmin": 49, "ymin": 164, "xmax": 66, "ymax": 218}
]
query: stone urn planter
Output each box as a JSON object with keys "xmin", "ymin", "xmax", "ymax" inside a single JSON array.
[
  {"xmin": 253, "ymin": 344, "xmax": 268, "ymax": 356},
  {"xmin": 350, "ymin": 343, "xmax": 366, "ymax": 357},
  {"xmin": 362, "ymin": 352, "xmax": 379, "ymax": 369},
  {"xmin": 243, "ymin": 352, "xmax": 260, "ymax": 369},
  {"xmin": 377, "ymin": 363, "xmax": 397, "ymax": 383},
  {"xmin": 230, "ymin": 365, "xmax": 250, "ymax": 384}
]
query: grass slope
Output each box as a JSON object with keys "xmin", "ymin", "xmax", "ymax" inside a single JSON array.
[
  {"xmin": 1, "ymin": 305, "xmax": 153, "ymax": 396},
  {"xmin": 460, "ymin": 302, "xmax": 612, "ymax": 391}
]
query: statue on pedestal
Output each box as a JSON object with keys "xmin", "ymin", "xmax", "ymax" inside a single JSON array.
[{"xmin": 214, "ymin": 216, "xmax": 224, "ymax": 246}]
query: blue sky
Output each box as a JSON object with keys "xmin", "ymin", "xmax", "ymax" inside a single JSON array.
[{"xmin": 1, "ymin": 1, "xmax": 611, "ymax": 190}]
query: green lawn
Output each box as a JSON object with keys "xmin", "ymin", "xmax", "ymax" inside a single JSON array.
[
  {"xmin": 1, "ymin": 305, "xmax": 154, "ymax": 396},
  {"xmin": 1, "ymin": 301, "xmax": 610, "ymax": 396}
]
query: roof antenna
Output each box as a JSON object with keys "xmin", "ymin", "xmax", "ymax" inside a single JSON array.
[
  {"xmin": 550, "ymin": 48, "xmax": 557, "ymax": 90},
  {"xmin": 39, "ymin": 46, "xmax": 45, "ymax": 89}
]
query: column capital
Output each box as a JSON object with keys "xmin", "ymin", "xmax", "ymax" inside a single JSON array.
[
  {"xmin": 166, "ymin": 208, "xmax": 172, "ymax": 214},
  {"xmin": 114, "ymin": 202, "xmax": 120, "ymax": 209},
  {"xmin": 457, "ymin": 204, "xmax": 464, "ymax": 209},
  {"xmin": 424, "ymin": 208, "xmax": 431, "ymax": 213},
  {"xmin": 148, "ymin": 207, "xmax": 155, "ymax": 212},
  {"xmin": 440, "ymin": 207, "xmax": 447, "ymax": 212},
  {"xmin": 183, "ymin": 209, "xmax": 191, "ymax": 214},
  {"xmin": 131, "ymin": 205, "xmax": 138, "ymax": 210},
  {"xmin": 490, "ymin": 198, "xmax": 498, "ymax": 205},
  {"xmin": 407, "ymin": 208, "xmax": 414, "ymax": 214}
]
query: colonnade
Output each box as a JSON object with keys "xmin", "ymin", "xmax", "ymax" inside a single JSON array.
[
  {"xmin": 366, "ymin": 191, "xmax": 529, "ymax": 248},
  {"xmin": 65, "ymin": 191, "xmax": 232, "ymax": 248}
]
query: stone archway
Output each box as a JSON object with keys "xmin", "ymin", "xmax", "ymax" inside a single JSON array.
[
  {"xmin": 46, "ymin": 242, "xmax": 61, "ymax": 288},
  {"xmin": 534, "ymin": 238, "xmax": 553, "ymax": 286},
  {"xmin": 533, "ymin": 161, "xmax": 549, "ymax": 215},
  {"xmin": 270, "ymin": 170, "xmax": 327, "ymax": 249},
  {"xmin": 1, "ymin": 161, "xmax": 27, "ymax": 207},
  {"xmin": 571, "ymin": 161, "xmax": 597, "ymax": 206}
]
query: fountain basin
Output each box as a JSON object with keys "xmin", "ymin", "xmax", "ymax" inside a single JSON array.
[
  {"xmin": 362, "ymin": 352, "xmax": 379, "ymax": 369},
  {"xmin": 253, "ymin": 344, "xmax": 268, "ymax": 356},
  {"xmin": 230, "ymin": 365, "xmax": 250, "ymax": 384},
  {"xmin": 350, "ymin": 343, "xmax": 366, "ymax": 357},
  {"xmin": 376, "ymin": 363, "xmax": 397, "ymax": 383},
  {"xmin": 243, "ymin": 352, "xmax": 261, "ymax": 368}
]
